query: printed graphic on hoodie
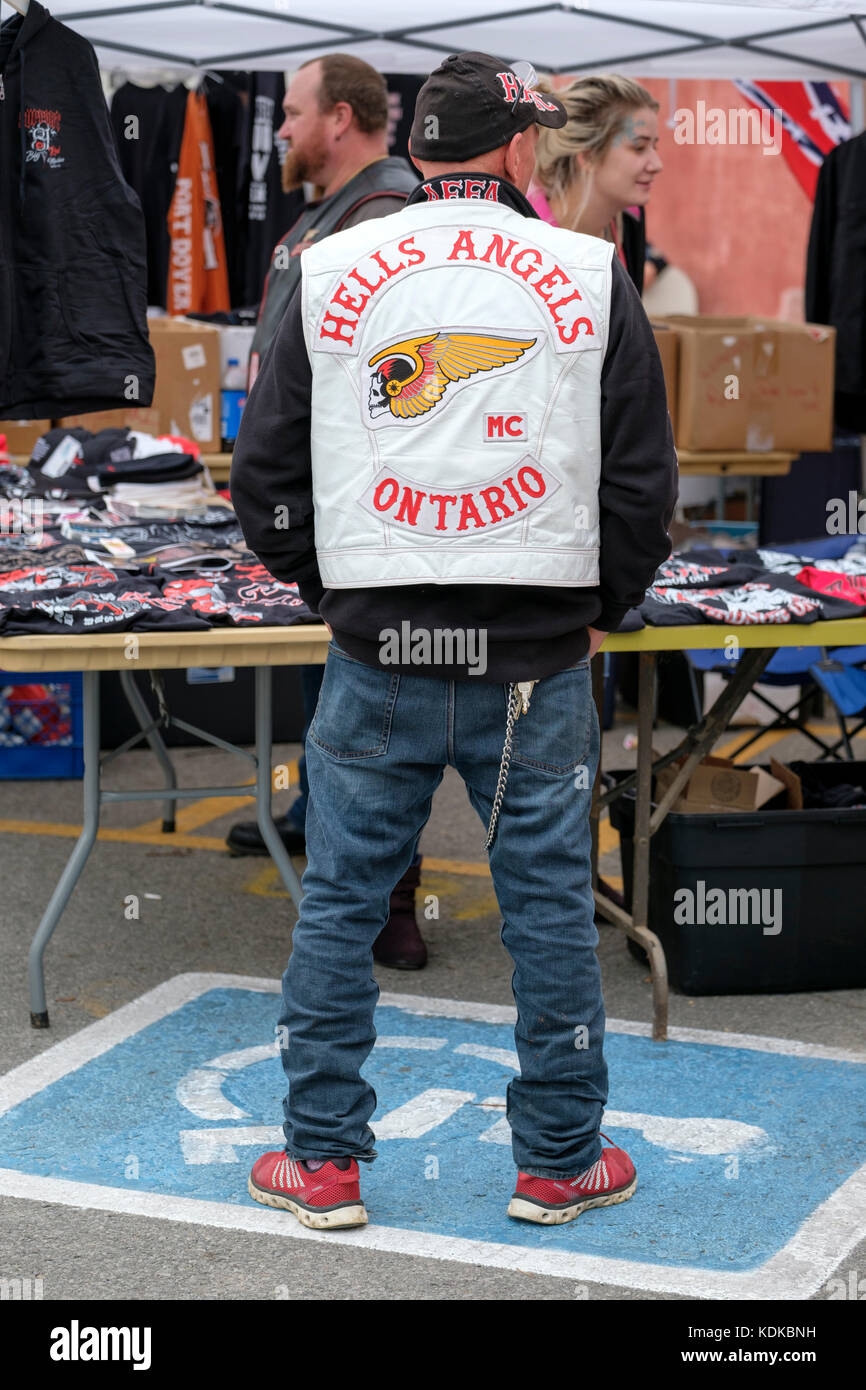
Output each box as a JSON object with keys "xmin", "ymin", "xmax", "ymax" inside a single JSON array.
[{"xmin": 23, "ymin": 107, "xmax": 63, "ymax": 168}]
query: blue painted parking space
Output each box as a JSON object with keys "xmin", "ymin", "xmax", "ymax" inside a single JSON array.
[{"xmin": 0, "ymin": 973, "xmax": 864, "ymax": 1297}]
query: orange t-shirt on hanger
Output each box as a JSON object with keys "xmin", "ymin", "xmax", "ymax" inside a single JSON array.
[{"xmin": 166, "ymin": 89, "xmax": 230, "ymax": 315}]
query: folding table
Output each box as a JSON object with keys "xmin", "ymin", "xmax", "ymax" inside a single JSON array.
[
  {"xmin": 595, "ymin": 618, "xmax": 866, "ymax": 1040},
  {"xmin": 3, "ymin": 617, "xmax": 865, "ymax": 1040},
  {"xmin": 0, "ymin": 625, "xmax": 330, "ymax": 1028}
]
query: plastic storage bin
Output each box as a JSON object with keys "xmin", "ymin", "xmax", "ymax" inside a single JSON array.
[
  {"xmin": 0, "ymin": 671, "xmax": 84, "ymax": 778},
  {"xmin": 610, "ymin": 761, "xmax": 866, "ymax": 995}
]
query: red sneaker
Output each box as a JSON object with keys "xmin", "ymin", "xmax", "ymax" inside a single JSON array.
[
  {"xmin": 248, "ymin": 1152, "xmax": 368, "ymax": 1229},
  {"xmin": 507, "ymin": 1133, "xmax": 637, "ymax": 1225}
]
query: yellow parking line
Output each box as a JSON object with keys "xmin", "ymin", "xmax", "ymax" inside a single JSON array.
[
  {"xmin": 597, "ymin": 816, "xmax": 618, "ymax": 855},
  {"xmin": 128, "ymin": 760, "xmax": 299, "ymax": 835},
  {"xmin": 0, "ymin": 820, "xmax": 229, "ymax": 851}
]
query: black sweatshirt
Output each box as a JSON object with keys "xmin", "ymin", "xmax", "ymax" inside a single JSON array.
[{"xmin": 230, "ymin": 176, "xmax": 678, "ymax": 682}]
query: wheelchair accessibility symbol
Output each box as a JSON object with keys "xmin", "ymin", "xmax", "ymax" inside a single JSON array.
[
  {"xmin": 175, "ymin": 1037, "xmax": 772, "ymax": 1164},
  {"xmin": 0, "ymin": 973, "xmax": 864, "ymax": 1300}
]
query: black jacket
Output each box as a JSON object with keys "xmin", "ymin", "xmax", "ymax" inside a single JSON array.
[
  {"xmin": 249, "ymin": 156, "xmax": 418, "ymax": 378},
  {"xmin": 0, "ymin": 1, "xmax": 154, "ymax": 418},
  {"xmin": 806, "ymin": 133, "xmax": 866, "ymax": 431},
  {"xmin": 231, "ymin": 175, "xmax": 678, "ymax": 682}
]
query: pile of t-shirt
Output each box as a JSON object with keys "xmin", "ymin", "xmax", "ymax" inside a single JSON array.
[
  {"xmin": 0, "ymin": 431, "xmax": 315, "ymax": 635},
  {"xmin": 636, "ymin": 538, "xmax": 866, "ymax": 629}
]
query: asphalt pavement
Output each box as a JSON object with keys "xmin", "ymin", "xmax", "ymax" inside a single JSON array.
[{"xmin": 1, "ymin": 707, "xmax": 864, "ymax": 1305}]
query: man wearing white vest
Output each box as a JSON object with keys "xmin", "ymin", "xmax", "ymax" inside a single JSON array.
[{"xmin": 232, "ymin": 51, "xmax": 677, "ymax": 1231}]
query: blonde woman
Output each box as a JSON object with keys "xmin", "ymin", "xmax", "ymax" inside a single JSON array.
[{"xmin": 530, "ymin": 75, "xmax": 663, "ymax": 294}]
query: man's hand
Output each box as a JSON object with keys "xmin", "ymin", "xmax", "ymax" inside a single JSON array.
[{"xmin": 587, "ymin": 626, "xmax": 608, "ymax": 660}]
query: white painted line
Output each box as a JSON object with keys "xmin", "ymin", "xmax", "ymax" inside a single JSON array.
[
  {"xmin": 454, "ymin": 1043, "xmax": 518, "ymax": 1068},
  {"xmin": 1, "ymin": 1163, "xmax": 865, "ymax": 1301},
  {"xmin": 0, "ymin": 973, "xmax": 279, "ymax": 1119},
  {"xmin": 373, "ymin": 1089, "xmax": 476, "ymax": 1140},
  {"xmin": 602, "ymin": 1112, "xmax": 769, "ymax": 1156},
  {"xmin": 176, "ymin": 1070, "xmax": 249, "ymax": 1122},
  {"xmin": 1, "ymin": 972, "xmax": 864, "ymax": 1299},
  {"xmin": 205, "ymin": 1043, "xmax": 279, "ymax": 1072},
  {"xmin": 374, "ymin": 1037, "xmax": 449, "ymax": 1051},
  {"xmin": 478, "ymin": 1118, "xmax": 511, "ymax": 1146},
  {"xmin": 177, "ymin": 1042, "xmax": 281, "ymax": 1120},
  {"xmin": 180, "ymin": 1126, "xmax": 284, "ymax": 1165}
]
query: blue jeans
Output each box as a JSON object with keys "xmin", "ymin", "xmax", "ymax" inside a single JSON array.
[
  {"xmin": 285, "ymin": 667, "xmax": 421, "ymax": 874},
  {"xmin": 276, "ymin": 641, "xmax": 607, "ymax": 1178},
  {"xmin": 283, "ymin": 665, "xmax": 326, "ymax": 833}
]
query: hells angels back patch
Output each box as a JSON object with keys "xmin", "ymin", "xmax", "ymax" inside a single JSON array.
[{"xmin": 364, "ymin": 329, "xmax": 541, "ymax": 428}]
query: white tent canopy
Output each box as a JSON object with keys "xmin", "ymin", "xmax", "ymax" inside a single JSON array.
[{"xmin": 10, "ymin": 0, "xmax": 866, "ymax": 78}]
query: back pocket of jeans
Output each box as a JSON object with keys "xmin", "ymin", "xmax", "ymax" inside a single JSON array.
[
  {"xmin": 511, "ymin": 664, "xmax": 593, "ymax": 774},
  {"xmin": 309, "ymin": 648, "xmax": 399, "ymax": 759}
]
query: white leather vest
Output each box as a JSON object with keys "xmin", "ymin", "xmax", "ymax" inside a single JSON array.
[{"xmin": 300, "ymin": 199, "xmax": 613, "ymax": 588}]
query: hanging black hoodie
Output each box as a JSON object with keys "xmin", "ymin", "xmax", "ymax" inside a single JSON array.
[{"xmin": 0, "ymin": 1, "xmax": 155, "ymax": 417}]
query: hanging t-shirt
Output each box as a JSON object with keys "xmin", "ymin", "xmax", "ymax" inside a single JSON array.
[
  {"xmin": 166, "ymin": 90, "xmax": 230, "ymax": 315},
  {"xmin": 110, "ymin": 83, "xmax": 189, "ymax": 307},
  {"xmin": 234, "ymin": 72, "xmax": 305, "ymax": 307}
]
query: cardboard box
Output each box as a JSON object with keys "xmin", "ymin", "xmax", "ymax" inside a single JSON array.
[
  {"xmin": 0, "ymin": 419, "xmax": 52, "ymax": 457},
  {"xmin": 650, "ymin": 321, "xmax": 679, "ymax": 436},
  {"xmin": 662, "ymin": 315, "xmax": 765, "ymax": 451},
  {"xmin": 149, "ymin": 318, "xmax": 221, "ymax": 451},
  {"xmin": 659, "ymin": 315, "xmax": 835, "ymax": 453},
  {"xmin": 755, "ymin": 320, "xmax": 835, "ymax": 453},
  {"xmin": 56, "ymin": 407, "xmax": 161, "ymax": 435},
  {"xmin": 655, "ymin": 754, "xmax": 786, "ymax": 814}
]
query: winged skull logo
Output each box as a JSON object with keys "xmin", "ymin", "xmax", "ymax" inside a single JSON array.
[{"xmin": 367, "ymin": 332, "xmax": 537, "ymax": 422}]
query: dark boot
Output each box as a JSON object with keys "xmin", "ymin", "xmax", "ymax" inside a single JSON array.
[
  {"xmin": 226, "ymin": 813, "xmax": 307, "ymax": 857},
  {"xmin": 373, "ymin": 860, "xmax": 427, "ymax": 970}
]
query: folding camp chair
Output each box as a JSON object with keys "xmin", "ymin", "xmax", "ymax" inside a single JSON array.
[
  {"xmin": 684, "ymin": 645, "xmax": 840, "ymax": 759},
  {"xmin": 808, "ymin": 646, "xmax": 866, "ymax": 760}
]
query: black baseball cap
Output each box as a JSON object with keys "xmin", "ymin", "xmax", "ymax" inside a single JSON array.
[{"xmin": 409, "ymin": 51, "xmax": 567, "ymax": 163}]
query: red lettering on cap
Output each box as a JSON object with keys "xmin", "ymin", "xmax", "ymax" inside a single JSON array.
[
  {"xmin": 529, "ymin": 90, "xmax": 558, "ymax": 113},
  {"xmin": 496, "ymin": 72, "xmax": 521, "ymax": 102}
]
